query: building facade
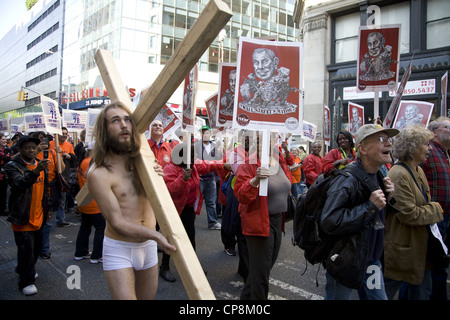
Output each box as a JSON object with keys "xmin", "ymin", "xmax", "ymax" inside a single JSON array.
[
  {"xmin": 297, "ymin": 0, "xmax": 449, "ymax": 148},
  {"xmin": 0, "ymin": 0, "xmax": 299, "ymax": 124}
]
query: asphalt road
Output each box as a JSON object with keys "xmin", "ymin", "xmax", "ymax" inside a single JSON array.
[
  {"xmin": 0, "ymin": 205, "xmax": 328, "ymax": 301},
  {"xmin": 1, "ymin": 206, "xmax": 448, "ymax": 305}
]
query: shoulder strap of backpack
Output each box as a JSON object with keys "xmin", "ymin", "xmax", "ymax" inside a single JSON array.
[{"xmin": 343, "ymin": 162, "xmax": 379, "ymax": 193}]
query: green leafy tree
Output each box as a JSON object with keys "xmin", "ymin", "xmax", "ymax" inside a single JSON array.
[{"xmin": 26, "ymin": 0, "xmax": 39, "ymax": 10}]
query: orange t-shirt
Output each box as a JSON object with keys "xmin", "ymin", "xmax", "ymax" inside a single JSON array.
[
  {"xmin": 291, "ymin": 155, "xmax": 302, "ymax": 184},
  {"xmin": 35, "ymin": 149, "xmax": 58, "ymax": 183},
  {"xmin": 49, "ymin": 140, "xmax": 75, "ymax": 155},
  {"xmin": 11, "ymin": 161, "xmax": 45, "ymax": 232},
  {"xmin": 77, "ymin": 156, "xmax": 100, "ymax": 214}
]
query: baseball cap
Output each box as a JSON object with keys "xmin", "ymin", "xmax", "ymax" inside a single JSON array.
[
  {"xmin": 355, "ymin": 124, "xmax": 399, "ymax": 146},
  {"xmin": 17, "ymin": 135, "xmax": 41, "ymax": 148},
  {"xmin": 201, "ymin": 125, "xmax": 211, "ymax": 132}
]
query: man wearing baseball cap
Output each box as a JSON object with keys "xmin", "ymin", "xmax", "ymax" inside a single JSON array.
[
  {"xmin": 5, "ymin": 135, "xmax": 50, "ymax": 296},
  {"xmin": 320, "ymin": 124, "xmax": 399, "ymax": 300}
]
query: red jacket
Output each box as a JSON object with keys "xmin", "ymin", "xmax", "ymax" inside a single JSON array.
[
  {"xmin": 163, "ymin": 159, "xmax": 223, "ymax": 215},
  {"xmin": 233, "ymin": 152, "xmax": 291, "ymax": 237},
  {"xmin": 148, "ymin": 138, "xmax": 172, "ymax": 168},
  {"xmin": 321, "ymin": 148, "xmax": 356, "ymax": 176},
  {"xmin": 302, "ymin": 153, "xmax": 323, "ymax": 186}
]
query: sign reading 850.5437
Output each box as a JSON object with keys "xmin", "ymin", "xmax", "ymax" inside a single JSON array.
[{"xmin": 40, "ymin": 95, "xmax": 62, "ymax": 136}]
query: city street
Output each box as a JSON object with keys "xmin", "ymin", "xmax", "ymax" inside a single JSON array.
[
  {"xmin": 0, "ymin": 206, "xmax": 328, "ymax": 301},
  {"xmin": 1, "ymin": 205, "xmax": 448, "ymax": 304}
]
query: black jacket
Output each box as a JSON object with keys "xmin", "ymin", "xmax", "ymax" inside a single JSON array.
[
  {"xmin": 5, "ymin": 156, "xmax": 48, "ymax": 226},
  {"xmin": 319, "ymin": 159, "xmax": 396, "ymax": 289}
]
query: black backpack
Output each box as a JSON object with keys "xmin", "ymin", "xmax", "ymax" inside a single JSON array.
[{"xmin": 292, "ymin": 170, "xmax": 347, "ymax": 265}]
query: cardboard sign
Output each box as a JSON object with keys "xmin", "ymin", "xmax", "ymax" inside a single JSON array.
[
  {"xmin": 217, "ymin": 63, "xmax": 236, "ymax": 127},
  {"xmin": 348, "ymin": 102, "xmax": 365, "ymax": 138},
  {"xmin": 41, "ymin": 95, "xmax": 62, "ymax": 135},
  {"xmin": 233, "ymin": 37, "xmax": 303, "ymax": 133},
  {"xmin": 357, "ymin": 25, "xmax": 401, "ymax": 93},
  {"xmin": 393, "ymin": 100, "xmax": 434, "ymax": 130}
]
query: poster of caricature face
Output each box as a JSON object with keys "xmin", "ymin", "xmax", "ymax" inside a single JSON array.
[
  {"xmin": 393, "ymin": 100, "xmax": 434, "ymax": 130},
  {"xmin": 232, "ymin": 37, "xmax": 303, "ymax": 133},
  {"xmin": 323, "ymin": 105, "xmax": 331, "ymax": 146},
  {"xmin": 154, "ymin": 104, "xmax": 180, "ymax": 136},
  {"xmin": 182, "ymin": 65, "xmax": 198, "ymax": 132},
  {"xmin": 357, "ymin": 25, "xmax": 400, "ymax": 93},
  {"xmin": 205, "ymin": 92, "xmax": 221, "ymax": 130},
  {"xmin": 217, "ymin": 63, "xmax": 237, "ymax": 127},
  {"xmin": 348, "ymin": 102, "xmax": 365, "ymax": 138}
]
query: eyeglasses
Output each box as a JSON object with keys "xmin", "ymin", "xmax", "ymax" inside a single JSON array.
[{"xmin": 377, "ymin": 136, "xmax": 393, "ymax": 144}]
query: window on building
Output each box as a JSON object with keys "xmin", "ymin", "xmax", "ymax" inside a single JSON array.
[
  {"xmin": 380, "ymin": 1, "xmax": 410, "ymax": 53},
  {"xmin": 334, "ymin": 12, "xmax": 359, "ymax": 63},
  {"xmin": 426, "ymin": 0, "xmax": 450, "ymax": 49}
]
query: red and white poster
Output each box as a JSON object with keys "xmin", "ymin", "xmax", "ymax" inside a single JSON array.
[
  {"xmin": 348, "ymin": 102, "xmax": 365, "ymax": 138},
  {"xmin": 323, "ymin": 105, "xmax": 331, "ymax": 146},
  {"xmin": 357, "ymin": 25, "xmax": 401, "ymax": 93},
  {"xmin": 442, "ymin": 71, "xmax": 448, "ymax": 117},
  {"xmin": 383, "ymin": 55, "xmax": 413, "ymax": 128},
  {"xmin": 182, "ymin": 64, "xmax": 198, "ymax": 131},
  {"xmin": 217, "ymin": 63, "xmax": 236, "ymax": 127},
  {"xmin": 232, "ymin": 37, "xmax": 303, "ymax": 133},
  {"xmin": 393, "ymin": 100, "xmax": 434, "ymax": 130},
  {"xmin": 205, "ymin": 92, "xmax": 221, "ymax": 130},
  {"xmin": 153, "ymin": 104, "xmax": 180, "ymax": 137}
]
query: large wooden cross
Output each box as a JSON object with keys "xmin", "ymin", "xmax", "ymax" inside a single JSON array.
[{"xmin": 76, "ymin": 0, "xmax": 232, "ymax": 300}]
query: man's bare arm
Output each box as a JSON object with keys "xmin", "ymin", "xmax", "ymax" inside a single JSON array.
[{"xmin": 87, "ymin": 166, "xmax": 176, "ymax": 253}]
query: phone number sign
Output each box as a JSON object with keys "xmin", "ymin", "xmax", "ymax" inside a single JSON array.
[{"xmin": 389, "ymin": 79, "xmax": 435, "ymax": 97}]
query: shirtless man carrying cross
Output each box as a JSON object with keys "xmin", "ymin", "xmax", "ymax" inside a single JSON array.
[{"xmin": 87, "ymin": 102, "xmax": 176, "ymax": 300}]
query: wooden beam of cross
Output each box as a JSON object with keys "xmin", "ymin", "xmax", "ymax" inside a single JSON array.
[{"xmin": 76, "ymin": 0, "xmax": 232, "ymax": 300}]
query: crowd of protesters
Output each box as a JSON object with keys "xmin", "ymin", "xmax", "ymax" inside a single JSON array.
[{"xmin": 1, "ymin": 113, "xmax": 449, "ymax": 301}]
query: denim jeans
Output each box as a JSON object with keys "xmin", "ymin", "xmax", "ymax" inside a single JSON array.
[
  {"xmin": 291, "ymin": 182, "xmax": 300, "ymax": 200},
  {"xmin": 384, "ymin": 270, "xmax": 432, "ymax": 300},
  {"xmin": 40, "ymin": 220, "xmax": 52, "ymax": 254},
  {"xmin": 325, "ymin": 260, "xmax": 387, "ymax": 300},
  {"xmin": 50, "ymin": 182, "xmax": 67, "ymax": 224},
  {"xmin": 200, "ymin": 179, "xmax": 219, "ymax": 228}
]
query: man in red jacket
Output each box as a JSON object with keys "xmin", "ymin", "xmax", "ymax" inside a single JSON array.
[
  {"xmin": 302, "ymin": 141, "xmax": 323, "ymax": 187},
  {"xmin": 147, "ymin": 120, "xmax": 172, "ymax": 168}
]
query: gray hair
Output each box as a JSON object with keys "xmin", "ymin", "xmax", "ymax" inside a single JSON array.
[
  {"xmin": 392, "ymin": 124, "xmax": 434, "ymax": 162},
  {"xmin": 428, "ymin": 116, "xmax": 450, "ymax": 132}
]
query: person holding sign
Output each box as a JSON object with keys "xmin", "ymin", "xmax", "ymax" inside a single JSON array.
[
  {"xmin": 233, "ymin": 132, "xmax": 292, "ymax": 300},
  {"xmin": 5, "ymin": 135, "xmax": 50, "ymax": 296},
  {"xmin": 48, "ymin": 127, "xmax": 77, "ymax": 227}
]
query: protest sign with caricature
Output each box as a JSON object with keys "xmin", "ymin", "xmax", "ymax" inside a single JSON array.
[
  {"xmin": 205, "ymin": 92, "xmax": 221, "ymax": 130},
  {"xmin": 393, "ymin": 100, "xmax": 434, "ymax": 130},
  {"xmin": 182, "ymin": 65, "xmax": 198, "ymax": 132},
  {"xmin": 217, "ymin": 63, "xmax": 236, "ymax": 127},
  {"xmin": 323, "ymin": 106, "xmax": 331, "ymax": 146},
  {"xmin": 357, "ymin": 25, "xmax": 400, "ymax": 93},
  {"xmin": 383, "ymin": 56, "xmax": 413, "ymax": 128},
  {"xmin": 348, "ymin": 102, "xmax": 365, "ymax": 137},
  {"xmin": 232, "ymin": 37, "xmax": 303, "ymax": 133}
]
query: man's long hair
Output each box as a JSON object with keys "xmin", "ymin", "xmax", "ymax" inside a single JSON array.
[{"xmin": 91, "ymin": 102, "xmax": 141, "ymax": 171}]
